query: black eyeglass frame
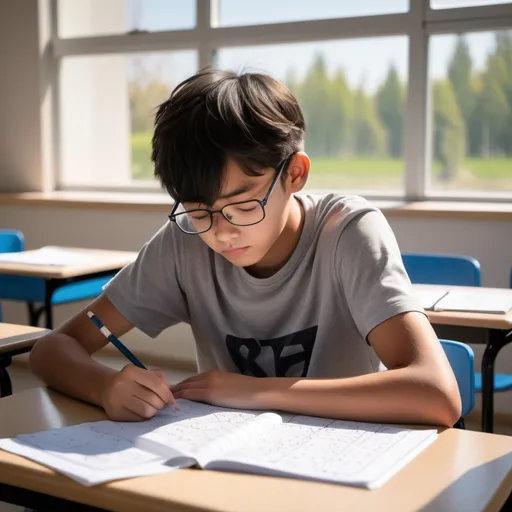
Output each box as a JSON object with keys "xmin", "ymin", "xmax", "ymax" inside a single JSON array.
[{"xmin": 168, "ymin": 155, "xmax": 293, "ymax": 235}]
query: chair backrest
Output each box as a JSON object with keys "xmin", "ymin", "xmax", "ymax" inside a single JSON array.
[
  {"xmin": 402, "ymin": 253, "xmax": 481, "ymax": 287},
  {"xmin": 439, "ymin": 339, "xmax": 475, "ymax": 417},
  {"xmin": 0, "ymin": 229, "xmax": 24, "ymax": 322},
  {"xmin": 0, "ymin": 229, "xmax": 24, "ymax": 253}
]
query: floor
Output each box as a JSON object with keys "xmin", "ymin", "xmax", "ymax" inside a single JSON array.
[{"xmin": 1, "ymin": 359, "xmax": 510, "ymax": 511}]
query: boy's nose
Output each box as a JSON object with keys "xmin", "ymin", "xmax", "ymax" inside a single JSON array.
[{"xmin": 213, "ymin": 213, "xmax": 239, "ymax": 242}]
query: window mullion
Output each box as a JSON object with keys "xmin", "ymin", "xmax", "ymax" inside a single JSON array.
[{"xmin": 404, "ymin": 0, "xmax": 429, "ymax": 200}]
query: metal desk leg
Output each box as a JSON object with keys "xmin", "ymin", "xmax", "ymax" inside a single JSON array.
[
  {"xmin": 481, "ymin": 329, "xmax": 511, "ymax": 433},
  {"xmin": 0, "ymin": 357, "xmax": 13, "ymax": 397},
  {"xmin": 44, "ymin": 281, "xmax": 54, "ymax": 330}
]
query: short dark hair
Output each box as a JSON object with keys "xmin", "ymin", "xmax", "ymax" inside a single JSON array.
[{"xmin": 152, "ymin": 68, "xmax": 305, "ymax": 206}]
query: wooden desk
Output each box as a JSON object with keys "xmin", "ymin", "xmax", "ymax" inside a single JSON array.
[
  {"xmin": 413, "ymin": 284, "xmax": 512, "ymax": 433},
  {"xmin": 0, "ymin": 388, "xmax": 511, "ymax": 512},
  {"xmin": 0, "ymin": 247, "xmax": 137, "ymax": 329},
  {"xmin": 0, "ymin": 323, "xmax": 48, "ymax": 397}
]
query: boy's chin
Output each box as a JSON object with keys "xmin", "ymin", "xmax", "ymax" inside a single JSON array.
[{"xmin": 219, "ymin": 248, "xmax": 261, "ymax": 267}]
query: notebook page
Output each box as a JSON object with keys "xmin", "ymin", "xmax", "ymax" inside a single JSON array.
[
  {"xmin": 137, "ymin": 400, "xmax": 281, "ymax": 466},
  {"xmin": 433, "ymin": 291, "xmax": 512, "ymax": 314},
  {"xmin": 0, "ymin": 247, "xmax": 100, "ymax": 267},
  {"xmin": 209, "ymin": 415, "xmax": 437, "ymax": 489},
  {"xmin": 0, "ymin": 400, "xmax": 269, "ymax": 485},
  {"xmin": 0, "ymin": 423, "xmax": 175, "ymax": 486}
]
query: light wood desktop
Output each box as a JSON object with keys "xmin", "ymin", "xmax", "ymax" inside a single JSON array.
[
  {"xmin": 0, "ymin": 323, "xmax": 47, "ymax": 355},
  {"xmin": 413, "ymin": 284, "xmax": 512, "ymax": 433},
  {"xmin": 0, "ymin": 388, "xmax": 510, "ymax": 512},
  {"xmin": 0, "ymin": 246, "xmax": 137, "ymax": 329},
  {"xmin": 413, "ymin": 284, "xmax": 512, "ymax": 331},
  {"xmin": 0, "ymin": 324, "xmax": 48, "ymax": 397},
  {"xmin": 0, "ymin": 247, "xmax": 137, "ymax": 280}
]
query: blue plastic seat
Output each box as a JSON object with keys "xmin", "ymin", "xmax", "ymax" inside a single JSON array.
[
  {"xmin": 402, "ymin": 253, "xmax": 481, "ymax": 287},
  {"xmin": 0, "ymin": 229, "xmax": 113, "ymax": 327},
  {"xmin": 439, "ymin": 339, "xmax": 475, "ymax": 421},
  {"xmin": 403, "ymin": 253, "xmax": 512, "ymax": 394}
]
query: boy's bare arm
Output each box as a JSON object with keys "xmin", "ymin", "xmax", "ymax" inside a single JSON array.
[
  {"xmin": 173, "ymin": 312, "xmax": 462, "ymax": 426},
  {"xmin": 30, "ymin": 294, "xmax": 177, "ymax": 421}
]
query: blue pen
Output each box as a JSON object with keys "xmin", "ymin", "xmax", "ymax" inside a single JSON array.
[{"xmin": 87, "ymin": 311, "xmax": 147, "ymax": 370}]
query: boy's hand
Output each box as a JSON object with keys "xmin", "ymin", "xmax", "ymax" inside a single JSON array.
[
  {"xmin": 172, "ymin": 371, "xmax": 265, "ymax": 409},
  {"xmin": 100, "ymin": 364, "xmax": 179, "ymax": 421}
]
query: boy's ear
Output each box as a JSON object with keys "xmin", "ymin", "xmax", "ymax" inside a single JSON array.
[{"xmin": 287, "ymin": 152, "xmax": 310, "ymax": 193}]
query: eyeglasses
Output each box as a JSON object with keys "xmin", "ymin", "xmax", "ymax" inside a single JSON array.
[{"xmin": 168, "ymin": 156, "xmax": 292, "ymax": 235}]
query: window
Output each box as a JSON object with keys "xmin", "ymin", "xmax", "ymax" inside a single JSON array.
[
  {"xmin": 58, "ymin": 0, "xmax": 195, "ymax": 38},
  {"xmin": 429, "ymin": 31, "xmax": 512, "ymax": 193},
  {"xmin": 217, "ymin": 37, "xmax": 408, "ymax": 192},
  {"xmin": 431, "ymin": 0, "xmax": 510, "ymax": 9},
  {"xmin": 59, "ymin": 51, "xmax": 197, "ymax": 186},
  {"xmin": 51, "ymin": 0, "xmax": 512, "ymax": 200},
  {"xmin": 216, "ymin": 0, "xmax": 408, "ymax": 27}
]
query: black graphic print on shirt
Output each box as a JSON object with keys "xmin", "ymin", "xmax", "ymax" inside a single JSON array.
[{"xmin": 225, "ymin": 326, "xmax": 318, "ymax": 378}]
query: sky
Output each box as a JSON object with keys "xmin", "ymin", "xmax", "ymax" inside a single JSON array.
[{"xmin": 61, "ymin": 0, "xmax": 503, "ymax": 92}]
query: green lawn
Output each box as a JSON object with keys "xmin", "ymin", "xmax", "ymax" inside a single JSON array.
[{"xmin": 131, "ymin": 132, "xmax": 512, "ymax": 191}]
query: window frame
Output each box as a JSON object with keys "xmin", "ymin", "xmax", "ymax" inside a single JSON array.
[{"xmin": 48, "ymin": 0, "xmax": 512, "ymax": 202}]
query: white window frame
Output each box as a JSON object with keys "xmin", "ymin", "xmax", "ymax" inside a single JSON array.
[{"xmin": 48, "ymin": 0, "xmax": 512, "ymax": 202}]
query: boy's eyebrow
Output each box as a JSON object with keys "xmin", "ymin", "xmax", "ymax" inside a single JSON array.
[{"xmin": 218, "ymin": 182, "xmax": 258, "ymax": 200}]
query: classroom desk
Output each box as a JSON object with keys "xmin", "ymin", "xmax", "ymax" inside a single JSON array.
[
  {"xmin": 0, "ymin": 388, "xmax": 511, "ymax": 512},
  {"xmin": 0, "ymin": 247, "xmax": 137, "ymax": 329},
  {"xmin": 413, "ymin": 284, "xmax": 512, "ymax": 434},
  {"xmin": 0, "ymin": 323, "xmax": 48, "ymax": 397}
]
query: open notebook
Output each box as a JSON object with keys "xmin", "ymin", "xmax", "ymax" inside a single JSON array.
[
  {"xmin": 414, "ymin": 289, "xmax": 449, "ymax": 310},
  {"xmin": 0, "ymin": 247, "xmax": 101, "ymax": 267},
  {"xmin": 433, "ymin": 291, "xmax": 512, "ymax": 314},
  {"xmin": 0, "ymin": 399, "xmax": 437, "ymax": 489}
]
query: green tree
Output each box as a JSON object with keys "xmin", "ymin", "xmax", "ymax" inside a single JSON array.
[
  {"xmin": 432, "ymin": 80, "xmax": 465, "ymax": 181},
  {"xmin": 469, "ymin": 32, "xmax": 512, "ymax": 158},
  {"xmin": 285, "ymin": 67, "xmax": 300, "ymax": 95},
  {"xmin": 448, "ymin": 37, "xmax": 475, "ymax": 126},
  {"xmin": 491, "ymin": 31, "xmax": 512, "ymax": 155},
  {"xmin": 329, "ymin": 69, "xmax": 353, "ymax": 155},
  {"xmin": 376, "ymin": 64, "xmax": 404, "ymax": 158},
  {"xmin": 299, "ymin": 54, "xmax": 343, "ymax": 156},
  {"xmin": 129, "ymin": 79, "xmax": 171, "ymax": 133},
  {"xmin": 352, "ymin": 87, "xmax": 386, "ymax": 157}
]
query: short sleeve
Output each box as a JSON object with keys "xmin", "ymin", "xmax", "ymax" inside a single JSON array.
[
  {"xmin": 103, "ymin": 222, "xmax": 189, "ymax": 338},
  {"xmin": 336, "ymin": 209, "xmax": 424, "ymax": 340}
]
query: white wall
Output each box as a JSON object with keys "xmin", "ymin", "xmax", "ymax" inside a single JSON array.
[{"xmin": 0, "ymin": 0, "xmax": 45, "ymax": 192}]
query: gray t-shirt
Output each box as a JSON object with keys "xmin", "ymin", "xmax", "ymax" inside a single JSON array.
[{"xmin": 104, "ymin": 194, "xmax": 424, "ymax": 378}]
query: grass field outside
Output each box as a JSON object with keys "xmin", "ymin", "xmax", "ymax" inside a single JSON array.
[{"xmin": 131, "ymin": 132, "xmax": 512, "ymax": 192}]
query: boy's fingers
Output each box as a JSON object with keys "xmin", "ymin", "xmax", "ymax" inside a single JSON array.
[
  {"xmin": 132, "ymin": 382, "xmax": 167, "ymax": 411},
  {"xmin": 118, "ymin": 407, "xmax": 146, "ymax": 422},
  {"xmin": 125, "ymin": 395, "xmax": 159, "ymax": 420},
  {"xmin": 151, "ymin": 370, "xmax": 171, "ymax": 387},
  {"xmin": 173, "ymin": 388, "xmax": 209, "ymax": 403},
  {"xmin": 133, "ymin": 370, "xmax": 178, "ymax": 409}
]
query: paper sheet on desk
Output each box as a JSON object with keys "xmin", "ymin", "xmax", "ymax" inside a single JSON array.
[
  {"xmin": 414, "ymin": 289, "xmax": 449, "ymax": 310},
  {"xmin": 0, "ymin": 424, "xmax": 182, "ymax": 486},
  {"xmin": 433, "ymin": 291, "xmax": 512, "ymax": 314},
  {"xmin": 0, "ymin": 247, "xmax": 100, "ymax": 267}
]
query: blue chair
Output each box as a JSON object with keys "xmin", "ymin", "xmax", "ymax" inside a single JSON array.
[
  {"xmin": 0, "ymin": 229, "xmax": 114, "ymax": 328},
  {"xmin": 403, "ymin": 253, "xmax": 512, "ymax": 400},
  {"xmin": 402, "ymin": 253, "xmax": 481, "ymax": 287},
  {"xmin": 440, "ymin": 339, "xmax": 475, "ymax": 427}
]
